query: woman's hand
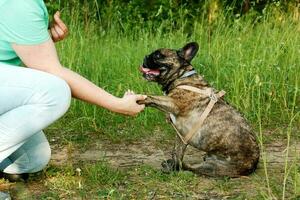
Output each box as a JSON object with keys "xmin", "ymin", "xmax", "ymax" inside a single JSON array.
[
  {"xmin": 117, "ymin": 91, "xmax": 146, "ymax": 116},
  {"xmin": 49, "ymin": 11, "xmax": 68, "ymax": 42}
]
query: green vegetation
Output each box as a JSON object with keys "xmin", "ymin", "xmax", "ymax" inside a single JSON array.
[
  {"xmin": 2, "ymin": 1, "xmax": 300, "ymax": 199},
  {"xmin": 52, "ymin": 1, "xmax": 299, "ymax": 141}
]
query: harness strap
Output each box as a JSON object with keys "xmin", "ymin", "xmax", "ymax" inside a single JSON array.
[
  {"xmin": 170, "ymin": 122, "xmax": 188, "ymax": 145},
  {"xmin": 177, "ymin": 85, "xmax": 212, "ymax": 96},
  {"xmin": 175, "ymin": 85, "xmax": 226, "ymax": 144}
]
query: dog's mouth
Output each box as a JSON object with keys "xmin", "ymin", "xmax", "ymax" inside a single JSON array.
[{"xmin": 139, "ymin": 65, "xmax": 161, "ymax": 81}]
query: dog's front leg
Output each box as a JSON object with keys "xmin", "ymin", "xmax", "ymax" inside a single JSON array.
[
  {"xmin": 173, "ymin": 135, "xmax": 188, "ymax": 168},
  {"xmin": 162, "ymin": 135, "xmax": 188, "ymax": 173},
  {"xmin": 138, "ymin": 95, "xmax": 180, "ymax": 115}
]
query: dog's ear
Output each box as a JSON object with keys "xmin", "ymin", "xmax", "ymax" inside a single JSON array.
[{"xmin": 178, "ymin": 42, "xmax": 199, "ymax": 62}]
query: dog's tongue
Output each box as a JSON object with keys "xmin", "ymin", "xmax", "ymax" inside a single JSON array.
[{"xmin": 140, "ymin": 66, "xmax": 160, "ymax": 75}]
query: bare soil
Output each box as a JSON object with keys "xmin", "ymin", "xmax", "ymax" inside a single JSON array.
[
  {"xmin": 51, "ymin": 139, "xmax": 300, "ymax": 172},
  {"xmin": 1, "ymin": 138, "xmax": 299, "ymax": 199}
]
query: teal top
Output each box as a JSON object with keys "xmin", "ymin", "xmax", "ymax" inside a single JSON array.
[{"xmin": 0, "ymin": 0, "xmax": 50, "ymax": 66}]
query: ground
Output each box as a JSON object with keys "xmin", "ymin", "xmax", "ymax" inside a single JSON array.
[{"xmin": 1, "ymin": 131, "xmax": 299, "ymax": 199}]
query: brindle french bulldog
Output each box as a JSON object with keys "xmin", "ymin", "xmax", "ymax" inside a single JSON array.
[{"xmin": 138, "ymin": 42, "xmax": 260, "ymax": 177}]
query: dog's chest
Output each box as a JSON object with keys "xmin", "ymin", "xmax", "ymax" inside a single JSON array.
[{"xmin": 163, "ymin": 91, "xmax": 178, "ymax": 124}]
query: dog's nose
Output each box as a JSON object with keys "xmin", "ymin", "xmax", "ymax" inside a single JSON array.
[{"xmin": 143, "ymin": 56, "xmax": 149, "ymax": 67}]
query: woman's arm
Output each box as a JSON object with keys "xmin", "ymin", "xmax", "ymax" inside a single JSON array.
[{"xmin": 12, "ymin": 39, "xmax": 145, "ymax": 116}]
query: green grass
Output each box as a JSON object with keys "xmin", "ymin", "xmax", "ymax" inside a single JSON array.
[
  {"xmin": 46, "ymin": 10, "xmax": 300, "ymax": 199},
  {"xmin": 2, "ymin": 7, "xmax": 300, "ymax": 200},
  {"xmin": 53, "ymin": 10, "xmax": 300, "ymax": 138}
]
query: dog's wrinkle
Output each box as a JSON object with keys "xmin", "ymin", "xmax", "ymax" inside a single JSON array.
[
  {"xmin": 160, "ymin": 48, "xmax": 177, "ymax": 56},
  {"xmin": 161, "ymin": 68, "xmax": 191, "ymax": 93},
  {"xmin": 159, "ymin": 69, "xmax": 169, "ymax": 78}
]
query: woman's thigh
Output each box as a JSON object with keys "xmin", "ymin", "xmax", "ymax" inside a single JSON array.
[
  {"xmin": 0, "ymin": 63, "xmax": 71, "ymax": 162},
  {"xmin": 0, "ymin": 63, "xmax": 71, "ymax": 114}
]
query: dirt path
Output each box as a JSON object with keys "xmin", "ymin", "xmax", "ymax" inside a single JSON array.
[
  {"xmin": 51, "ymin": 139, "xmax": 300, "ymax": 172},
  {"xmin": 2, "ymin": 139, "xmax": 299, "ymax": 199}
]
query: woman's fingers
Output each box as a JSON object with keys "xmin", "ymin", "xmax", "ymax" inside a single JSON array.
[
  {"xmin": 53, "ymin": 11, "xmax": 68, "ymax": 34},
  {"xmin": 50, "ymin": 28, "xmax": 60, "ymax": 42},
  {"xmin": 50, "ymin": 11, "xmax": 69, "ymax": 42},
  {"xmin": 135, "ymin": 94, "xmax": 147, "ymax": 101},
  {"xmin": 54, "ymin": 25, "xmax": 64, "ymax": 39},
  {"xmin": 125, "ymin": 89, "xmax": 135, "ymax": 95}
]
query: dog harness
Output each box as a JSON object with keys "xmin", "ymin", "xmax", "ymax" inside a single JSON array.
[{"xmin": 170, "ymin": 85, "xmax": 226, "ymax": 145}]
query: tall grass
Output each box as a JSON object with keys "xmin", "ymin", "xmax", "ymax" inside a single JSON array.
[{"xmin": 49, "ymin": 3, "xmax": 300, "ymax": 199}]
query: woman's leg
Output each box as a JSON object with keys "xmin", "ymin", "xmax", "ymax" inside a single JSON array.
[
  {"xmin": 0, "ymin": 63, "xmax": 71, "ymax": 173},
  {"xmin": 0, "ymin": 131, "xmax": 51, "ymax": 174}
]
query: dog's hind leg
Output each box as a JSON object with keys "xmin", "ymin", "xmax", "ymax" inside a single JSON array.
[
  {"xmin": 161, "ymin": 135, "xmax": 188, "ymax": 173},
  {"xmin": 182, "ymin": 155, "xmax": 240, "ymax": 178}
]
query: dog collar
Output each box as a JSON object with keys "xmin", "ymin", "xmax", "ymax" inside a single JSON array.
[
  {"xmin": 180, "ymin": 70, "xmax": 197, "ymax": 79},
  {"xmin": 163, "ymin": 70, "xmax": 197, "ymax": 94}
]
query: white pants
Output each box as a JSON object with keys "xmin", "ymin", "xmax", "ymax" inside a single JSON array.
[{"xmin": 0, "ymin": 63, "xmax": 71, "ymax": 174}]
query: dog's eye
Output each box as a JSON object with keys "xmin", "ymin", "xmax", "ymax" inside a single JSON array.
[{"xmin": 154, "ymin": 52, "xmax": 163, "ymax": 59}]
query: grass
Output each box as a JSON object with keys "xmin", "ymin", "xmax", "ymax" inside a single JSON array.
[
  {"xmin": 1, "ymin": 6, "xmax": 300, "ymax": 200},
  {"xmin": 54, "ymin": 10, "xmax": 300, "ymax": 139}
]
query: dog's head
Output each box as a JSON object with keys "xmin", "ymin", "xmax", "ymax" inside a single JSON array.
[{"xmin": 140, "ymin": 42, "xmax": 199, "ymax": 87}]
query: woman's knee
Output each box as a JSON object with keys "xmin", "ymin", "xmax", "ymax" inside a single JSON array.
[
  {"xmin": 36, "ymin": 73, "xmax": 72, "ymax": 118},
  {"xmin": 48, "ymin": 76, "xmax": 71, "ymax": 115}
]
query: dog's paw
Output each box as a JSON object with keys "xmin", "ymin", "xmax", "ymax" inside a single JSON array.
[
  {"xmin": 136, "ymin": 99, "xmax": 146, "ymax": 105},
  {"xmin": 161, "ymin": 159, "xmax": 180, "ymax": 173},
  {"xmin": 137, "ymin": 97, "xmax": 152, "ymax": 106}
]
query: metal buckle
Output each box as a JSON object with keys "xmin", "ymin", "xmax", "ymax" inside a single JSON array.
[{"xmin": 209, "ymin": 92, "xmax": 218, "ymax": 102}]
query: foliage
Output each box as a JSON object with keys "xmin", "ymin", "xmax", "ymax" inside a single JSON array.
[{"xmin": 45, "ymin": 0, "xmax": 300, "ymax": 33}]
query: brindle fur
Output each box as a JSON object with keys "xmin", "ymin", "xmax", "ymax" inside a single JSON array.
[{"xmin": 139, "ymin": 42, "xmax": 260, "ymax": 177}]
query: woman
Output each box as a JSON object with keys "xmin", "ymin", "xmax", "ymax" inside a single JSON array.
[{"xmin": 0, "ymin": 0, "xmax": 146, "ymax": 182}]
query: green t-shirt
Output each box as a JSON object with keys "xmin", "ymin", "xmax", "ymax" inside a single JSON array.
[{"xmin": 0, "ymin": 0, "xmax": 50, "ymax": 66}]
